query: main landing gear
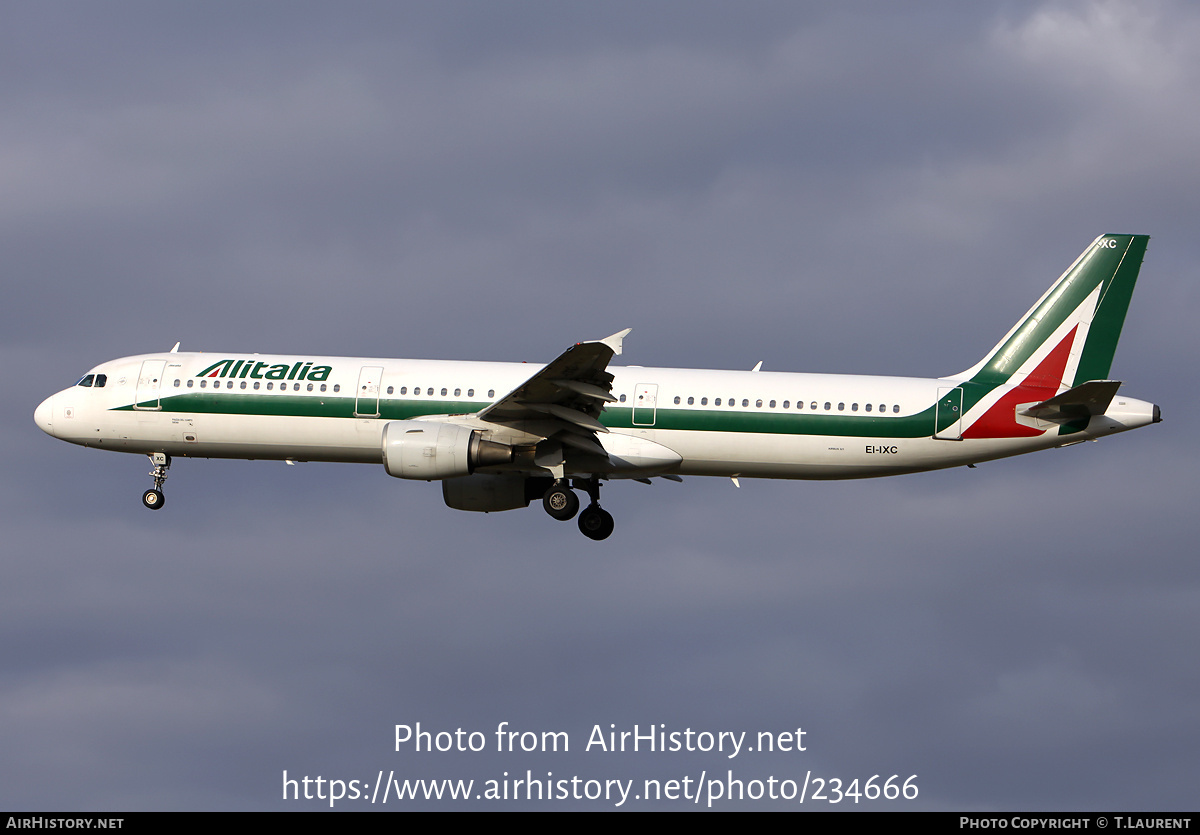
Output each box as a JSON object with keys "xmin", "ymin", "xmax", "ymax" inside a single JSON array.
[
  {"xmin": 142, "ymin": 452, "xmax": 171, "ymax": 510},
  {"xmin": 542, "ymin": 480, "xmax": 580, "ymax": 521},
  {"xmin": 577, "ymin": 503, "xmax": 614, "ymax": 541},
  {"xmin": 540, "ymin": 477, "xmax": 614, "ymax": 540}
]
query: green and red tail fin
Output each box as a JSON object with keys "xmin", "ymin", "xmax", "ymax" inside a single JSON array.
[{"xmin": 955, "ymin": 234, "xmax": 1149, "ymax": 390}]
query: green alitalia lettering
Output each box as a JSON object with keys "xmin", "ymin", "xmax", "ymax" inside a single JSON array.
[
  {"xmin": 194, "ymin": 358, "xmax": 337, "ymax": 381},
  {"xmin": 196, "ymin": 359, "xmax": 233, "ymax": 378}
]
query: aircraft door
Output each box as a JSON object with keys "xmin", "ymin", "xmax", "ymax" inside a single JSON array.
[
  {"xmin": 134, "ymin": 359, "xmax": 167, "ymax": 410},
  {"xmin": 355, "ymin": 366, "xmax": 384, "ymax": 417},
  {"xmin": 632, "ymin": 383, "xmax": 658, "ymax": 426},
  {"xmin": 934, "ymin": 386, "xmax": 963, "ymax": 440}
]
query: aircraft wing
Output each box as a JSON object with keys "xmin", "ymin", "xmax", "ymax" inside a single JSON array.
[
  {"xmin": 476, "ymin": 329, "xmax": 631, "ymax": 453},
  {"xmin": 1019, "ymin": 380, "xmax": 1122, "ymax": 422}
]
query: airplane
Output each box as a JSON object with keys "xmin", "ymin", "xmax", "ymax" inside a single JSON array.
[{"xmin": 34, "ymin": 234, "xmax": 1160, "ymax": 540}]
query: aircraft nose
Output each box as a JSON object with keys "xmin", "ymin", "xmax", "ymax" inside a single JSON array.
[{"xmin": 34, "ymin": 395, "xmax": 55, "ymax": 437}]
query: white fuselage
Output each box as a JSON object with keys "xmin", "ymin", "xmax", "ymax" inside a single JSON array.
[{"xmin": 34, "ymin": 351, "xmax": 1158, "ymax": 482}]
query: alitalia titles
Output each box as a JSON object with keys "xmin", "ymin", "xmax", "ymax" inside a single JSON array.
[{"xmin": 197, "ymin": 359, "xmax": 333, "ymax": 382}]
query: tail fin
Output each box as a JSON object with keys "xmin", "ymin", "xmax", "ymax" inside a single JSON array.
[{"xmin": 955, "ymin": 234, "xmax": 1149, "ymax": 389}]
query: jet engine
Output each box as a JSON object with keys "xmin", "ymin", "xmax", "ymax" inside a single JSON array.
[
  {"xmin": 442, "ymin": 474, "xmax": 553, "ymax": 512},
  {"xmin": 382, "ymin": 420, "xmax": 513, "ymax": 480}
]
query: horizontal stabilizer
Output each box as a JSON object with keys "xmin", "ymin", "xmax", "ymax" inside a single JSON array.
[{"xmin": 1020, "ymin": 380, "xmax": 1122, "ymax": 422}]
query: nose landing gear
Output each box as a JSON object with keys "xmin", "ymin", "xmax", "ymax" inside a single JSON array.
[{"xmin": 142, "ymin": 453, "xmax": 171, "ymax": 510}]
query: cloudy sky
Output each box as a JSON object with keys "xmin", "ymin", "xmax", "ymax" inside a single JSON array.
[{"xmin": 4, "ymin": 0, "xmax": 1197, "ymax": 810}]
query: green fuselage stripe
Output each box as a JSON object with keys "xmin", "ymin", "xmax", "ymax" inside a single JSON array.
[{"xmin": 112, "ymin": 389, "xmax": 989, "ymax": 440}]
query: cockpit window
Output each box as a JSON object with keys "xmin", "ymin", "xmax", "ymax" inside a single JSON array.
[
  {"xmin": 77, "ymin": 375, "xmax": 95, "ymax": 387},
  {"xmin": 94, "ymin": 374, "xmax": 107, "ymax": 388}
]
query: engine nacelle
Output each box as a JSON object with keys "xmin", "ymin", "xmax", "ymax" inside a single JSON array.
[
  {"xmin": 382, "ymin": 420, "xmax": 513, "ymax": 480},
  {"xmin": 442, "ymin": 474, "xmax": 552, "ymax": 512}
]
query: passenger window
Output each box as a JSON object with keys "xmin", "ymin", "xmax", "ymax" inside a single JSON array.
[
  {"xmin": 320, "ymin": 384, "xmax": 326, "ymax": 392},
  {"xmin": 187, "ymin": 379, "xmax": 194, "ymax": 388},
  {"xmin": 488, "ymin": 390, "xmax": 495, "ymax": 398},
  {"xmin": 620, "ymin": 394, "xmax": 627, "ymax": 403},
  {"xmin": 200, "ymin": 380, "xmax": 207, "ymax": 389},
  {"xmin": 241, "ymin": 381, "xmax": 248, "ymax": 390},
  {"xmin": 387, "ymin": 386, "xmax": 394, "ymax": 395},
  {"xmin": 824, "ymin": 402, "xmax": 831, "ymax": 410},
  {"xmin": 673, "ymin": 396, "xmax": 680, "ymax": 404},
  {"xmin": 811, "ymin": 402, "xmax": 818, "ymax": 410},
  {"xmin": 865, "ymin": 403, "xmax": 872, "ymax": 412},
  {"xmin": 228, "ymin": 381, "xmax": 234, "ymax": 389},
  {"xmin": 701, "ymin": 397, "xmax": 708, "ymax": 405},
  {"xmin": 851, "ymin": 403, "xmax": 858, "ymax": 411},
  {"xmin": 879, "ymin": 404, "xmax": 885, "ymax": 412},
  {"xmin": 440, "ymin": 388, "xmax": 447, "ymax": 396},
  {"xmin": 253, "ymin": 381, "xmax": 260, "ymax": 390},
  {"xmin": 173, "ymin": 379, "xmax": 180, "ymax": 387},
  {"xmin": 294, "ymin": 383, "xmax": 301, "ymax": 391},
  {"xmin": 307, "ymin": 383, "xmax": 314, "ymax": 391},
  {"xmin": 468, "ymin": 389, "xmax": 474, "ymax": 397},
  {"xmin": 756, "ymin": 399, "xmax": 763, "ymax": 408},
  {"xmin": 769, "ymin": 400, "xmax": 775, "ymax": 408},
  {"xmin": 783, "ymin": 400, "xmax": 789, "ymax": 408},
  {"xmin": 892, "ymin": 405, "xmax": 900, "ymax": 413},
  {"xmin": 454, "ymin": 388, "xmax": 461, "ymax": 397},
  {"xmin": 838, "ymin": 402, "xmax": 844, "ymax": 411},
  {"xmin": 687, "ymin": 397, "xmax": 694, "ymax": 405},
  {"xmin": 427, "ymin": 388, "xmax": 434, "ymax": 396},
  {"xmin": 729, "ymin": 398, "xmax": 736, "ymax": 407},
  {"xmin": 715, "ymin": 398, "xmax": 722, "ymax": 406},
  {"xmin": 266, "ymin": 382, "xmax": 273, "ymax": 390}
]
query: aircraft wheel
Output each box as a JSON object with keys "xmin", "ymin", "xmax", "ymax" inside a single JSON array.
[
  {"xmin": 578, "ymin": 505, "xmax": 614, "ymax": 540},
  {"xmin": 542, "ymin": 482, "xmax": 579, "ymax": 521},
  {"xmin": 142, "ymin": 489, "xmax": 165, "ymax": 510}
]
